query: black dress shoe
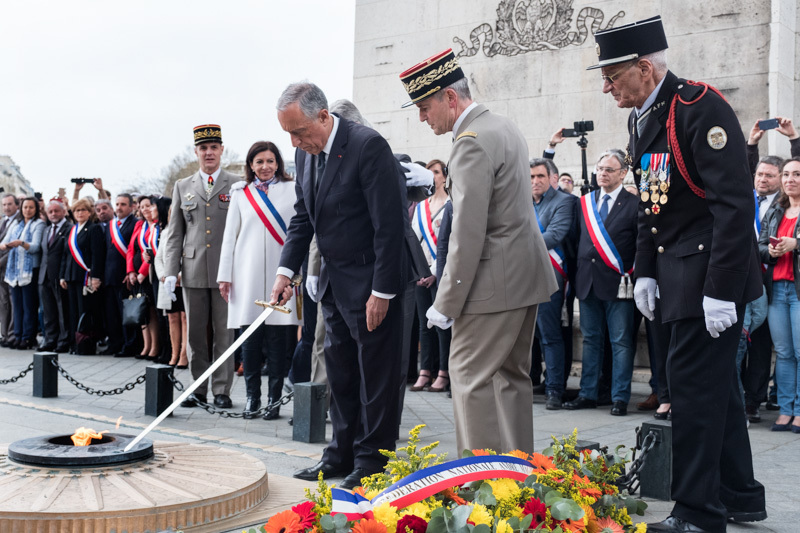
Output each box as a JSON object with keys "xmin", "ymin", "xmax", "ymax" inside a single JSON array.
[
  {"xmin": 340, "ymin": 467, "xmax": 379, "ymax": 490},
  {"xmin": 745, "ymin": 404, "xmax": 761, "ymax": 423},
  {"xmin": 180, "ymin": 393, "xmax": 208, "ymax": 408},
  {"xmin": 653, "ymin": 410, "xmax": 671, "ymax": 420},
  {"xmin": 531, "ymin": 383, "xmax": 546, "ymax": 395},
  {"xmin": 726, "ymin": 508, "xmax": 767, "ymax": 522},
  {"xmin": 562, "ymin": 396, "xmax": 597, "ymax": 410},
  {"xmin": 38, "ymin": 343, "xmax": 56, "ymax": 352},
  {"xmin": 243, "ymin": 398, "xmax": 261, "ymax": 419},
  {"xmin": 214, "ymin": 394, "xmax": 232, "ymax": 409},
  {"xmin": 765, "ymin": 399, "xmax": 779, "ymax": 411},
  {"xmin": 648, "ymin": 516, "xmax": 710, "ymax": 532},
  {"xmin": 610, "ymin": 401, "xmax": 628, "ymax": 416},
  {"xmin": 54, "ymin": 345, "xmax": 70, "ymax": 354},
  {"xmin": 545, "ymin": 391, "xmax": 562, "ymax": 410},
  {"xmin": 293, "ymin": 461, "xmax": 351, "ymax": 481}
]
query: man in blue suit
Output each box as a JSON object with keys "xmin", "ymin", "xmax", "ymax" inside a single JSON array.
[
  {"xmin": 270, "ymin": 82, "xmax": 407, "ymax": 490},
  {"xmin": 563, "ymin": 149, "xmax": 638, "ymax": 415},
  {"xmin": 100, "ymin": 194, "xmax": 136, "ymax": 356}
]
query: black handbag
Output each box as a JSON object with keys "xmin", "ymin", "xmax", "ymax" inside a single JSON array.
[{"xmin": 122, "ymin": 286, "xmax": 149, "ymax": 326}]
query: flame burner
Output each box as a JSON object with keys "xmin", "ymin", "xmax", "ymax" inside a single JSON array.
[{"xmin": 8, "ymin": 433, "xmax": 153, "ymax": 467}]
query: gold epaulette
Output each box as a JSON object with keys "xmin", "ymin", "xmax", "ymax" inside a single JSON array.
[{"xmin": 456, "ymin": 131, "xmax": 478, "ymax": 141}]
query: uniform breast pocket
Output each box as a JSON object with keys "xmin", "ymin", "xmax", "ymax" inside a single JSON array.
[{"xmin": 181, "ymin": 202, "xmax": 198, "ymax": 224}]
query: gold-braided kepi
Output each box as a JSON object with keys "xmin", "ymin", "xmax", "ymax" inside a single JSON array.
[
  {"xmin": 193, "ymin": 124, "xmax": 222, "ymax": 145},
  {"xmin": 399, "ymin": 48, "xmax": 465, "ymax": 108}
]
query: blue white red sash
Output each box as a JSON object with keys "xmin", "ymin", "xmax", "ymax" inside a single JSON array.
[
  {"xmin": 415, "ymin": 200, "xmax": 437, "ymax": 260},
  {"xmin": 580, "ymin": 192, "xmax": 633, "ymax": 276},
  {"xmin": 243, "ymin": 184, "xmax": 287, "ymax": 246},
  {"xmin": 109, "ymin": 217, "xmax": 128, "ymax": 257},
  {"xmin": 148, "ymin": 223, "xmax": 160, "ymax": 255},
  {"xmin": 330, "ymin": 455, "xmax": 533, "ymax": 519},
  {"xmin": 753, "ymin": 190, "xmax": 761, "ymax": 238},
  {"xmin": 533, "ymin": 207, "xmax": 566, "ymax": 278},
  {"xmin": 137, "ymin": 221, "xmax": 151, "ymax": 252},
  {"xmin": 68, "ymin": 225, "xmax": 90, "ymax": 285}
]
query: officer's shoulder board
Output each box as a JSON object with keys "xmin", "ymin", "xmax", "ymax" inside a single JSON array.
[
  {"xmin": 455, "ymin": 131, "xmax": 478, "ymax": 141},
  {"xmin": 674, "ymin": 79, "xmax": 706, "ymax": 104}
]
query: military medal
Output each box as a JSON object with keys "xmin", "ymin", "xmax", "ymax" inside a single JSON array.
[
  {"xmin": 660, "ymin": 181, "xmax": 668, "ymax": 192},
  {"xmin": 660, "ymin": 194, "xmax": 668, "ymax": 204},
  {"xmin": 651, "ymin": 191, "xmax": 660, "ymax": 203},
  {"xmin": 641, "ymin": 191, "xmax": 650, "ymax": 202}
]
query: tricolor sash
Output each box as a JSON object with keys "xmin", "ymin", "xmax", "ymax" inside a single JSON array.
[
  {"xmin": 109, "ymin": 218, "xmax": 128, "ymax": 257},
  {"xmin": 68, "ymin": 225, "xmax": 90, "ymax": 285},
  {"xmin": 533, "ymin": 207, "xmax": 566, "ymax": 278},
  {"xmin": 148, "ymin": 223, "xmax": 160, "ymax": 255},
  {"xmin": 415, "ymin": 200, "xmax": 437, "ymax": 260},
  {"xmin": 330, "ymin": 455, "xmax": 533, "ymax": 519},
  {"xmin": 243, "ymin": 185, "xmax": 287, "ymax": 246},
  {"xmin": 137, "ymin": 221, "xmax": 151, "ymax": 252},
  {"xmin": 581, "ymin": 192, "xmax": 634, "ymax": 299},
  {"xmin": 753, "ymin": 190, "xmax": 761, "ymax": 238}
]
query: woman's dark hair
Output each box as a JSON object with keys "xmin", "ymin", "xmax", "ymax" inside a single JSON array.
[
  {"xmin": 21, "ymin": 197, "xmax": 41, "ymax": 221},
  {"xmin": 153, "ymin": 196, "xmax": 172, "ymax": 229},
  {"xmin": 245, "ymin": 141, "xmax": 291, "ymax": 183},
  {"xmin": 427, "ymin": 159, "xmax": 448, "ymax": 178},
  {"xmin": 777, "ymin": 156, "xmax": 800, "ymax": 209}
]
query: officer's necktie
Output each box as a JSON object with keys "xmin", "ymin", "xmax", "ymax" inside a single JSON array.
[
  {"xmin": 207, "ymin": 174, "xmax": 214, "ymax": 195},
  {"xmin": 636, "ymin": 108, "xmax": 652, "ymax": 137},
  {"xmin": 599, "ymin": 194, "xmax": 611, "ymax": 223},
  {"xmin": 315, "ymin": 152, "xmax": 327, "ymax": 192}
]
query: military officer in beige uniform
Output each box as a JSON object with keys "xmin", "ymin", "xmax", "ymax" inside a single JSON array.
[
  {"xmin": 163, "ymin": 124, "xmax": 242, "ymax": 409},
  {"xmin": 399, "ymin": 50, "xmax": 557, "ymax": 455}
]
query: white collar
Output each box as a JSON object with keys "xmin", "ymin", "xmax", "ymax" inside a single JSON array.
[
  {"xmin": 199, "ymin": 167, "xmax": 222, "ymax": 182},
  {"xmin": 635, "ymin": 76, "xmax": 666, "ymax": 117},
  {"xmin": 321, "ymin": 114, "xmax": 340, "ymax": 157},
  {"xmin": 452, "ymin": 101, "xmax": 479, "ymax": 141},
  {"xmin": 599, "ymin": 183, "xmax": 624, "ymax": 204}
]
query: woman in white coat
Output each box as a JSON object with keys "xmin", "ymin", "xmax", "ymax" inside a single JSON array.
[{"xmin": 218, "ymin": 141, "xmax": 300, "ymax": 419}]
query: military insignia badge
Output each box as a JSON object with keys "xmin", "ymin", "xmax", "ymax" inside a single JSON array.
[
  {"xmin": 218, "ymin": 194, "xmax": 231, "ymax": 203},
  {"xmin": 184, "ymin": 193, "xmax": 195, "ymax": 201},
  {"xmin": 707, "ymin": 126, "xmax": 727, "ymax": 150},
  {"xmin": 595, "ymin": 43, "xmax": 601, "ymax": 56}
]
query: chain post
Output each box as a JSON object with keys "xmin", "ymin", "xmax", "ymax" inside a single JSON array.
[
  {"xmin": 145, "ymin": 364, "xmax": 175, "ymax": 417},
  {"xmin": 33, "ymin": 352, "xmax": 59, "ymax": 398},
  {"xmin": 293, "ymin": 382, "xmax": 327, "ymax": 443},
  {"xmin": 0, "ymin": 362, "xmax": 34, "ymax": 385},
  {"xmin": 49, "ymin": 358, "xmax": 147, "ymax": 397}
]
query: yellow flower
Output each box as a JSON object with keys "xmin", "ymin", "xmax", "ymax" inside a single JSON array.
[
  {"xmin": 365, "ymin": 489, "xmax": 380, "ymax": 500},
  {"xmin": 634, "ymin": 522, "xmax": 647, "ymax": 533},
  {"xmin": 486, "ymin": 479, "xmax": 520, "ymax": 501},
  {"xmin": 400, "ymin": 503, "xmax": 431, "ymax": 520},
  {"xmin": 468, "ymin": 504, "xmax": 493, "ymax": 527},
  {"xmin": 495, "ymin": 519, "xmax": 513, "ymax": 533},
  {"xmin": 372, "ymin": 502, "xmax": 399, "ymax": 533}
]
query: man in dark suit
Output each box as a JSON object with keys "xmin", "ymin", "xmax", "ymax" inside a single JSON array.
[
  {"xmin": 39, "ymin": 199, "xmax": 73, "ymax": 352},
  {"xmin": 99, "ymin": 193, "xmax": 136, "ymax": 356},
  {"xmin": 590, "ymin": 16, "xmax": 765, "ymax": 532},
  {"xmin": 0, "ymin": 194, "xmax": 21, "ymax": 346},
  {"xmin": 563, "ymin": 149, "xmax": 638, "ymax": 415},
  {"xmin": 270, "ymin": 82, "xmax": 406, "ymax": 490}
]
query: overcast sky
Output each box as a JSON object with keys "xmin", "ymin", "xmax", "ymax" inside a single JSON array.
[{"xmin": 1, "ymin": 0, "xmax": 356, "ymax": 197}]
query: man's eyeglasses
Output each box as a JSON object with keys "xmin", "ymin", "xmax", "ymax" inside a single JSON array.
[
  {"xmin": 595, "ymin": 166, "xmax": 623, "ymax": 174},
  {"xmin": 600, "ymin": 63, "xmax": 634, "ymax": 85}
]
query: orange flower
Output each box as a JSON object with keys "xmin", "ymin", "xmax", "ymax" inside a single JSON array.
[
  {"xmin": 506, "ymin": 450, "xmax": 531, "ymax": 461},
  {"xmin": 596, "ymin": 517, "xmax": 624, "ymax": 533},
  {"xmin": 471, "ymin": 449, "xmax": 491, "ymax": 456},
  {"xmin": 264, "ymin": 510, "xmax": 304, "ymax": 533},
  {"xmin": 442, "ymin": 487, "xmax": 468, "ymax": 505},
  {"xmin": 582, "ymin": 506, "xmax": 599, "ymax": 533},
  {"xmin": 555, "ymin": 516, "xmax": 585, "ymax": 533},
  {"xmin": 529, "ymin": 453, "xmax": 556, "ymax": 472},
  {"xmin": 354, "ymin": 486, "xmax": 367, "ymax": 497},
  {"xmin": 352, "ymin": 519, "xmax": 388, "ymax": 533},
  {"xmin": 579, "ymin": 486, "xmax": 602, "ymax": 500}
]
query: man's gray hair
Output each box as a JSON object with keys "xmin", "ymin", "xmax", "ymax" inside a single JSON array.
[
  {"xmin": 46, "ymin": 200, "xmax": 66, "ymax": 212},
  {"xmin": 641, "ymin": 50, "xmax": 667, "ymax": 74},
  {"xmin": 95, "ymin": 198, "xmax": 112, "ymax": 208},
  {"xmin": 276, "ymin": 82, "xmax": 328, "ymax": 119},
  {"xmin": 596, "ymin": 148, "xmax": 629, "ymax": 171},
  {"xmin": 1, "ymin": 193, "xmax": 19, "ymax": 206},
  {"xmin": 436, "ymin": 77, "xmax": 472, "ymax": 102},
  {"xmin": 530, "ymin": 157, "xmax": 559, "ymax": 176},
  {"xmin": 757, "ymin": 155, "xmax": 784, "ymax": 172},
  {"xmin": 330, "ymin": 99, "xmax": 373, "ymax": 128}
]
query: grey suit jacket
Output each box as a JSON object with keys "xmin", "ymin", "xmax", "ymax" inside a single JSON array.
[
  {"xmin": 532, "ymin": 186, "xmax": 574, "ymax": 251},
  {"xmin": 0, "ymin": 212, "xmax": 22, "ymax": 272},
  {"xmin": 435, "ymin": 104, "xmax": 557, "ymax": 318},
  {"xmin": 164, "ymin": 169, "xmax": 243, "ymax": 288}
]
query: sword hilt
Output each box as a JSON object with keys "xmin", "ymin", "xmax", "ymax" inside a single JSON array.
[
  {"xmin": 254, "ymin": 300, "xmax": 292, "ymax": 313},
  {"xmin": 290, "ymin": 273, "xmax": 303, "ymax": 287}
]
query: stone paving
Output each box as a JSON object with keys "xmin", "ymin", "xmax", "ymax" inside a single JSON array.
[{"xmin": 0, "ymin": 348, "xmax": 796, "ymax": 532}]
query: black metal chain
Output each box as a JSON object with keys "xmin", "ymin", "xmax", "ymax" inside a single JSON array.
[
  {"xmin": 192, "ymin": 391, "xmax": 294, "ymax": 418},
  {"xmin": 615, "ymin": 426, "xmax": 658, "ymax": 494},
  {"xmin": 166, "ymin": 373, "xmax": 185, "ymax": 391},
  {"xmin": 0, "ymin": 362, "xmax": 34, "ymax": 385},
  {"xmin": 50, "ymin": 359, "xmax": 147, "ymax": 397}
]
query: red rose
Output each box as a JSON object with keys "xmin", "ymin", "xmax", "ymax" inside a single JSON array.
[{"xmin": 397, "ymin": 514, "xmax": 428, "ymax": 533}]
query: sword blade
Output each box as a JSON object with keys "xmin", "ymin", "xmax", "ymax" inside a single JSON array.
[{"xmin": 123, "ymin": 305, "xmax": 275, "ymax": 452}]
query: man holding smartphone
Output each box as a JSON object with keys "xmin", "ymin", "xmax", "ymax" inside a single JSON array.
[{"xmin": 747, "ymin": 117, "xmax": 800, "ymax": 175}]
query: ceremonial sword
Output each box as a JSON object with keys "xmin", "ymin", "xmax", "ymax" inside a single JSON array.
[{"xmin": 124, "ymin": 275, "xmax": 301, "ymax": 452}]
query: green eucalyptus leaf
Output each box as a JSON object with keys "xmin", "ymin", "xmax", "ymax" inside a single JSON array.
[
  {"xmin": 333, "ymin": 513, "xmax": 348, "ymax": 528},
  {"xmin": 473, "ymin": 524, "xmax": 491, "ymax": 533},
  {"xmin": 504, "ymin": 516, "xmax": 520, "ymax": 530},
  {"xmin": 451, "ymin": 505, "xmax": 472, "ymax": 529},
  {"xmin": 474, "ymin": 483, "xmax": 497, "ymax": 506},
  {"xmin": 520, "ymin": 514, "xmax": 533, "ymax": 530},
  {"xmin": 543, "ymin": 489, "xmax": 564, "ymax": 506},
  {"xmin": 319, "ymin": 515, "xmax": 336, "ymax": 532},
  {"xmin": 462, "ymin": 450, "xmax": 475, "ymax": 457},
  {"xmin": 427, "ymin": 513, "xmax": 448, "ymax": 533},
  {"xmin": 549, "ymin": 499, "xmax": 583, "ymax": 521},
  {"xmin": 523, "ymin": 475, "xmax": 538, "ymax": 487}
]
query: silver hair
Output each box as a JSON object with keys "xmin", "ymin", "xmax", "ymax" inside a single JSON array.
[
  {"xmin": 330, "ymin": 99, "xmax": 373, "ymax": 128},
  {"xmin": 437, "ymin": 77, "xmax": 472, "ymax": 101},
  {"xmin": 530, "ymin": 157, "xmax": 559, "ymax": 176},
  {"xmin": 596, "ymin": 148, "xmax": 629, "ymax": 171},
  {"xmin": 46, "ymin": 200, "xmax": 66, "ymax": 211},
  {"xmin": 276, "ymin": 82, "xmax": 328, "ymax": 119},
  {"xmin": 641, "ymin": 50, "xmax": 667, "ymax": 74},
  {"xmin": 95, "ymin": 198, "xmax": 112, "ymax": 208}
]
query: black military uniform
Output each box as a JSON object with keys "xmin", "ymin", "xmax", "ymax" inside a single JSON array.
[{"xmin": 591, "ymin": 16, "xmax": 765, "ymax": 533}]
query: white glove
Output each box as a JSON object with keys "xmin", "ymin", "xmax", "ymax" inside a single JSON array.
[
  {"xmin": 703, "ymin": 296, "xmax": 737, "ymax": 338},
  {"xmin": 164, "ymin": 276, "xmax": 178, "ymax": 302},
  {"xmin": 400, "ymin": 161, "xmax": 434, "ymax": 189},
  {"xmin": 633, "ymin": 277, "xmax": 657, "ymax": 321},
  {"xmin": 426, "ymin": 305, "xmax": 453, "ymax": 330},
  {"xmin": 306, "ymin": 275, "xmax": 320, "ymax": 303}
]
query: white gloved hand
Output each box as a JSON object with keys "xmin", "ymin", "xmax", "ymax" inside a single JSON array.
[
  {"xmin": 164, "ymin": 276, "xmax": 178, "ymax": 302},
  {"xmin": 306, "ymin": 275, "xmax": 320, "ymax": 303},
  {"xmin": 703, "ymin": 296, "xmax": 737, "ymax": 338},
  {"xmin": 400, "ymin": 161, "xmax": 434, "ymax": 189},
  {"xmin": 426, "ymin": 305, "xmax": 454, "ymax": 330},
  {"xmin": 633, "ymin": 277, "xmax": 657, "ymax": 321}
]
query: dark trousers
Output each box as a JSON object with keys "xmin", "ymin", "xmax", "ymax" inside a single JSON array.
[
  {"xmin": 242, "ymin": 323, "xmax": 297, "ymax": 400},
  {"xmin": 536, "ymin": 273, "xmax": 565, "ymax": 395},
  {"xmin": 289, "ymin": 283, "xmax": 317, "ymax": 385},
  {"xmin": 320, "ymin": 287, "xmax": 403, "ymax": 472},
  {"xmin": 66, "ymin": 281, "xmax": 102, "ymax": 348},
  {"xmin": 414, "ymin": 283, "xmax": 450, "ymax": 373},
  {"xmin": 104, "ymin": 284, "xmax": 133, "ymax": 352},
  {"xmin": 10, "ymin": 272, "xmax": 39, "ymax": 342},
  {"xmin": 742, "ymin": 322, "xmax": 773, "ymax": 407},
  {"xmin": 645, "ymin": 301, "xmax": 671, "ymax": 404},
  {"xmin": 667, "ymin": 312, "xmax": 765, "ymax": 531},
  {"xmin": 40, "ymin": 277, "xmax": 70, "ymax": 347},
  {"xmin": 397, "ymin": 282, "xmax": 415, "ymax": 438}
]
